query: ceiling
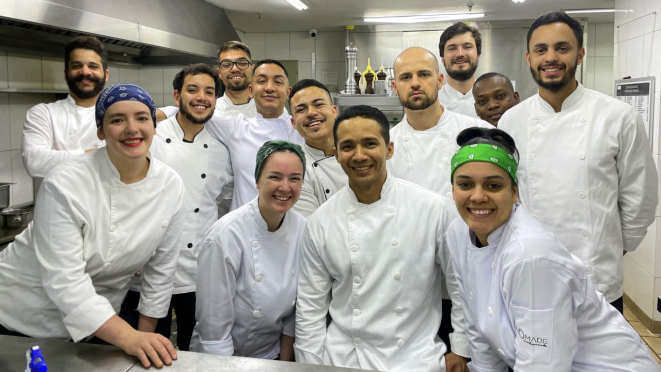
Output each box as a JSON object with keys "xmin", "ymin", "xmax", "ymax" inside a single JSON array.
[{"xmin": 207, "ymin": 0, "xmax": 616, "ymax": 33}]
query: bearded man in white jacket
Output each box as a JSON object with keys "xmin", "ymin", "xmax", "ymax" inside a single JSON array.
[
  {"xmin": 499, "ymin": 11, "xmax": 658, "ymax": 314},
  {"xmin": 295, "ymin": 105, "xmax": 469, "ymax": 372}
]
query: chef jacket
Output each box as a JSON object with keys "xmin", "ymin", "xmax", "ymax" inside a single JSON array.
[
  {"xmin": 499, "ymin": 83, "xmax": 658, "ymax": 303},
  {"xmin": 447, "ymin": 204, "xmax": 660, "ymax": 372},
  {"xmin": 160, "ymin": 95, "xmax": 257, "ymax": 120},
  {"xmin": 22, "ymin": 95, "xmax": 104, "ymax": 178},
  {"xmin": 0, "ymin": 147, "xmax": 185, "ymax": 341},
  {"xmin": 294, "ymin": 173, "xmax": 469, "ymax": 371},
  {"xmin": 130, "ymin": 115, "xmax": 233, "ymax": 294},
  {"xmin": 439, "ymin": 84, "xmax": 478, "ymax": 118},
  {"xmin": 190, "ymin": 197, "xmax": 306, "ymax": 358},
  {"xmin": 205, "ymin": 111, "xmax": 304, "ymax": 211},
  {"xmin": 294, "ymin": 143, "xmax": 347, "ymax": 217},
  {"xmin": 389, "ymin": 105, "xmax": 491, "ymax": 199}
]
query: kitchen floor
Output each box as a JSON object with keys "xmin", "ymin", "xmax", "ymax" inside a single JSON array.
[{"xmin": 625, "ymin": 305, "xmax": 661, "ymax": 367}]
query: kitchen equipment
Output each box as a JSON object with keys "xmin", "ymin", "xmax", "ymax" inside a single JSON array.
[
  {"xmin": 0, "ymin": 183, "xmax": 12, "ymax": 210},
  {"xmin": 344, "ymin": 42, "xmax": 358, "ymax": 94},
  {"xmin": 0, "ymin": 207, "xmax": 33, "ymax": 229}
]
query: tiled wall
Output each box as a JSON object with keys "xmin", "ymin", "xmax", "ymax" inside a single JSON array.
[
  {"xmin": 616, "ymin": 0, "xmax": 661, "ymax": 321},
  {"xmin": 583, "ymin": 23, "xmax": 615, "ymax": 95},
  {"xmin": 0, "ymin": 51, "xmax": 186, "ymax": 207}
]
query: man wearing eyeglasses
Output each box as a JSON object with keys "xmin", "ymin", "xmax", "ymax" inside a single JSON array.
[{"xmin": 156, "ymin": 41, "xmax": 256, "ymax": 121}]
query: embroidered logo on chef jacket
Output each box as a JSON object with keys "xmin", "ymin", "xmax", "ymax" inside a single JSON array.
[{"xmin": 510, "ymin": 303, "xmax": 553, "ymax": 364}]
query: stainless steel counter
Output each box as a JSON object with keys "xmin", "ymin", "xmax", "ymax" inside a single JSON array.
[{"xmin": 0, "ymin": 335, "xmax": 370, "ymax": 371}]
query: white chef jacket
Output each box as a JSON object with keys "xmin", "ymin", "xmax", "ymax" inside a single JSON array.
[
  {"xmin": 498, "ymin": 83, "xmax": 658, "ymax": 303},
  {"xmin": 293, "ymin": 143, "xmax": 347, "ymax": 218},
  {"xmin": 130, "ymin": 116, "xmax": 233, "ymax": 294},
  {"xmin": 190, "ymin": 197, "xmax": 307, "ymax": 358},
  {"xmin": 205, "ymin": 111, "xmax": 304, "ymax": 211},
  {"xmin": 447, "ymin": 204, "xmax": 660, "ymax": 372},
  {"xmin": 439, "ymin": 84, "xmax": 478, "ymax": 118},
  {"xmin": 295, "ymin": 173, "xmax": 469, "ymax": 371},
  {"xmin": 0, "ymin": 147, "xmax": 185, "ymax": 341},
  {"xmin": 22, "ymin": 95, "xmax": 104, "ymax": 178},
  {"xmin": 389, "ymin": 105, "xmax": 491, "ymax": 199},
  {"xmin": 160, "ymin": 95, "xmax": 257, "ymax": 120}
]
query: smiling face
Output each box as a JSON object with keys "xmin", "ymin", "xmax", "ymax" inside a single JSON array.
[
  {"xmin": 175, "ymin": 73, "xmax": 217, "ymax": 125},
  {"xmin": 393, "ymin": 47, "xmax": 443, "ymax": 111},
  {"xmin": 334, "ymin": 117, "xmax": 394, "ymax": 190},
  {"xmin": 97, "ymin": 100, "xmax": 155, "ymax": 163},
  {"xmin": 452, "ymin": 161, "xmax": 518, "ymax": 245},
  {"xmin": 256, "ymin": 151, "xmax": 304, "ymax": 215},
  {"xmin": 290, "ymin": 86, "xmax": 337, "ymax": 143},
  {"xmin": 218, "ymin": 48, "xmax": 252, "ymax": 92},
  {"xmin": 65, "ymin": 48, "xmax": 109, "ymax": 99},
  {"xmin": 249, "ymin": 63, "xmax": 291, "ymax": 117},
  {"xmin": 526, "ymin": 22, "xmax": 584, "ymax": 93},
  {"xmin": 442, "ymin": 31, "xmax": 480, "ymax": 81},
  {"xmin": 473, "ymin": 77, "xmax": 520, "ymax": 126}
]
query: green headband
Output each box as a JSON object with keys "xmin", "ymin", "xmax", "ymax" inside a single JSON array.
[
  {"xmin": 255, "ymin": 140, "xmax": 306, "ymax": 181},
  {"xmin": 451, "ymin": 143, "xmax": 518, "ymax": 185}
]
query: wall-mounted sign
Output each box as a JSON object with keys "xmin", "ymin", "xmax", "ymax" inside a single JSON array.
[{"xmin": 614, "ymin": 77, "xmax": 655, "ymax": 147}]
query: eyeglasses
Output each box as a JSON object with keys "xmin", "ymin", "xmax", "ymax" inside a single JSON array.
[{"xmin": 218, "ymin": 59, "xmax": 252, "ymax": 70}]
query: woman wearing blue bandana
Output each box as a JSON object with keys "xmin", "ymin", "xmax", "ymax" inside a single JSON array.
[
  {"xmin": 446, "ymin": 127, "xmax": 659, "ymax": 371},
  {"xmin": 0, "ymin": 84, "xmax": 185, "ymax": 369}
]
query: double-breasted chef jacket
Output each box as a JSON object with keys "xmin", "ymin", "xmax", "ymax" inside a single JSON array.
[
  {"xmin": 22, "ymin": 95, "xmax": 104, "ymax": 178},
  {"xmin": 130, "ymin": 115, "xmax": 233, "ymax": 294},
  {"xmin": 499, "ymin": 83, "xmax": 659, "ymax": 303},
  {"xmin": 439, "ymin": 84, "xmax": 479, "ymax": 118},
  {"xmin": 294, "ymin": 174, "xmax": 468, "ymax": 372},
  {"xmin": 447, "ymin": 204, "xmax": 660, "ymax": 372},
  {"xmin": 294, "ymin": 143, "xmax": 347, "ymax": 218},
  {"xmin": 204, "ymin": 112, "xmax": 304, "ymax": 211},
  {"xmin": 190, "ymin": 197, "xmax": 307, "ymax": 358},
  {"xmin": 0, "ymin": 147, "xmax": 185, "ymax": 342}
]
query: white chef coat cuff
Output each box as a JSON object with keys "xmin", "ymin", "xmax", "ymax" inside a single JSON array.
[
  {"xmin": 191, "ymin": 337, "xmax": 234, "ymax": 356},
  {"xmin": 467, "ymin": 361, "xmax": 508, "ymax": 372},
  {"xmin": 63, "ymin": 295, "xmax": 115, "ymax": 342},
  {"xmin": 294, "ymin": 345, "xmax": 324, "ymax": 365},
  {"xmin": 622, "ymin": 230, "xmax": 646, "ymax": 252},
  {"xmin": 136, "ymin": 288, "xmax": 173, "ymax": 319},
  {"xmin": 449, "ymin": 332, "xmax": 471, "ymax": 358}
]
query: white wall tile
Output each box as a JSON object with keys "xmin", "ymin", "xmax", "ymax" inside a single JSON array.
[
  {"xmin": 629, "ymin": 212, "xmax": 656, "ymax": 276},
  {"xmin": 0, "ymin": 52, "xmax": 9, "ymax": 89},
  {"xmin": 644, "ymin": 0, "xmax": 661, "ymax": 32},
  {"xmin": 10, "ymin": 149, "xmax": 32, "ymax": 206},
  {"xmin": 616, "ymin": 41, "xmax": 627, "ymax": 79},
  {"xmin": 118, "ymin": 66, "xmax": 140, "ymax": 85},
  {"xmin": 9, "ymin": 93, "xmax": 43, "ymax": 150},
  {"xmin": 315, "ymin": 62, "xmax": 344, "ymax": 92},
  {"xmin": 315, "ymin": 32, "xmax": 344, "ymax": 62},
  {"xmin": 629, "ymin": 18, "xmax": 645, "ymax": 40},
  {"xmin": 593, "ymin": 57, "xmax": 614, "ymax": 95},
  {"xmin": 624, "ymin": 255, "xmax": 655, "ymax": 318},
  {"xmin": 0, "ymin": 94, "xmax": 10, "ymax": 152},
  {"xmin": 241, "ymin": 33, "xmax": 266, "ymax": 61},
  {"xmin": 139, "ymin": 67, "xmax": 164, "ymax": 95},
  {"xmin": 626, "ymin": 37, "xmax": 644, "ymax": 78},
  {"xmin": 290, "ymin": 32, "xmax": 315, "ymax": 62},
  {"xmin": 41, "ymin": 56, "xmax": 67, "ymax": 91},
  {"xmin": 149, "ymin": 93, "xmax": 164, "ymax": 108},
  {"xmin": 615, "ymin": 0, "xmax": 629, "ymax": 28},
  {"xmin": 0, "ymin": 150, "xmax": 12, "ymax": 183},
  {"xmin": 586, "ymin": 23, "xmax": 596, "ymax": 57},
  {"xmin": 106, "ymin": 64, "xmax": 120, "ymax": 87},
  {"xmin": 163, "ymin": 91, "xmax": 176, "ymax": 107},
  {"xmin": 653, "ymin": 277, "xmax": 661, "ymax": 321},
  {"xmin": 162, "ymin": 67, "xmax": 182, "ymax": 94},
  {"xmin": 595, "ymin": 23, "xmax": 615, "ymax": 57},
  {"xmin": 583, "ymin": 57, "xmax": 595, "ymax": 90},
  {"xmin": 264, "ymin": 33, "xmax": 290, "ymax": 60},
  {"xmin": 642, "ymin": 31, "xmax": 661, "ymax": 84},
  {"xmin": 298, "ymin": 61, "xmax": 312, "ymax": 81},
  {"xmin": 7, "ymin": 53, "xmax": 42, "ymax": 90}
]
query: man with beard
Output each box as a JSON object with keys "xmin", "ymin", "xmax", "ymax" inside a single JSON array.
[
  {"xmin": 472, "ymin": 72, "xmax": 520, "ymax": 126},
  {"xmin": 22, "ymin": 36, "xmax": 108, "ymax": 177},
  {"xmin": 289, "ymin": 79, "xmax": 347, "ymax": 217},
  {"xmin": 499, "ymin": 11, "xmax": 658, "ymax": 314},
  {"xmin": 122, "ymin": 64, "xmax": 233, "ymax": 350},
  {"xmin": 156, "ymin": 41, "xmax": 255, "ymax": 121},
  {"xmin": 388, "ymin": 47, "xmax": 488, "ymax": 370},
  {"xmin": 438, "ymin": 23, "xmax": 482, "ymax": 118}
]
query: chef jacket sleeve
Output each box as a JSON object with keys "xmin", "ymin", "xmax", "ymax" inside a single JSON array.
[
  {"xmin": 293, "ymin": 173, "xmax": 320, "ymax": 218},
  {"xmin": 191, "ymin": 228, "xmax": 240, "ymax": 356},
  {"xmin": 503, "ymin": 254, "xmax": 580, "ymax": 372},
  {"xmin": 282, "ymin": 309, "xmax": 296, "ymax": 337},
  {"xmin": 616, "ymin": 110, "xmax": 658, "ymax": 252},
  {"xmin": 32, "ymin": 178, "xmax": 115, "ymax": 342},
  {"xmin": 205, "ymin": 112, "xmax": 242, "ymax": 145},
  {"xmin": 158, "ymin": 106, "xmax": 179, "ymax": 119},
  {"xmin": 294, "ymin": 225, "xmax": 332, "ymax": 365},
  {"xmin": 137, "ymin": 182, "xmax": 185, "ymax": 318},
  {"xmin": 22, "ymin": 104, "xmax": 86, "ymax": 178}
]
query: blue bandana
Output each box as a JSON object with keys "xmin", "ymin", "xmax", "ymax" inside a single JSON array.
[{"xmin": 95, "ymin": 84, "xmax": 156, "ymax": 127}]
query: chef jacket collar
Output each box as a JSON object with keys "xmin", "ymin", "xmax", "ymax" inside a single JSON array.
[
  {"xmin": 535, "ymin": 81, "xmax": 585, "ymax": 114},
  {"xmin": 304, "ymin": 142, "xmax": 331, "ymax": 162},
  {"xmin": 442, "ymin": 83, "xmax": 473, "ymax": 100},
  {"xmin": 469, "ymin": 203, "xmax": 519, "ymax": 247},
  {"xmin": 255, "ymin": 110, "xmax": 291, "ymax": 122},
  {"xmin": 250, "ymin": 196, "xmax": 292, "ymax": 235},
  {"xmin": 65, "ymin": 94, "xmax": 95, "ymax": 111},
  {"xmin": 345, "ymin": 170, "xmax": 395, "ymax": 207},
  {"xmin": 402, "ymin": 103, "xmax": 449, "ymax": 133},
  {"xmin": 101, "ymin": 146, "xmax": 155, "ymax": 185},
  {"xmin": 171, "ymin": 115, "xmax": 206, "ymax": 142}
]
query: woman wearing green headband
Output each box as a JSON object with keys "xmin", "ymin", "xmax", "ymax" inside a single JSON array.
[
  {"xmin": 446, "ymin": 127, "xmax": 658, "ymax": 371},
  {"xmin": 191, "ymin": 140, "xmax": 307, "ymax": 361}
]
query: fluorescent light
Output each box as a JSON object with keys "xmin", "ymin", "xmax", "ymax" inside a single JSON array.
[
  {"xmin": 285, "ymin": 0, "xmax": 308, "ymax": 10},
  {"xmin": 512, "ymin": 0, "xmax": 525, "ymax": 3},
  {"xmin": 564, "ymin": 8, "xmax": 632, "ymax": 14},
  {"xmin": 364, "ymin": 13, "xmax": 485, "ymax": 24}
]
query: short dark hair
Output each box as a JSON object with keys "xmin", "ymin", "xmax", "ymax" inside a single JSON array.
[
  {"xmin": 289, "ymin": 79, "xmax": 332, "ymax": 104},
  {"xmin": 475, "ymin": 72, "xmax": 515, "ymax": 91},
  {"xmin": 172, "ymin": 63, "xmax": 221, "ymax": 96},
  {"xmin": 252, "ymin": 59, "xmax": 289, "ymax": 78},
  {"xmin": 439, "ymin": 22, "xmax": 482, "ymax": 58},
  {"xmin": 456, "ymin": 127, "xmax": 518, "ymax": 161},
  {"xmin": 333, "ymin": 105, "xmax": 390, "ymax": 146},
  {"xmin": 65, "ymin": 36, "xmax": 108, "ymax": 71},
  {"xmin": 527, "ymin": 11, "xmax": 583, "ymax": 51},
  {"xmin": 217, "ymin": 40, "xmax": 252, "ymax": 60}
]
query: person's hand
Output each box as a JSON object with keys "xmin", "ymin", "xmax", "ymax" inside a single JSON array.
[
  {"xmin": 118, "ymin": 330, "xmax": 177, "ymax": 369},
  {"xmin": 445, "ymin": 352, "xmax": 470, "ymax": 372}
]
